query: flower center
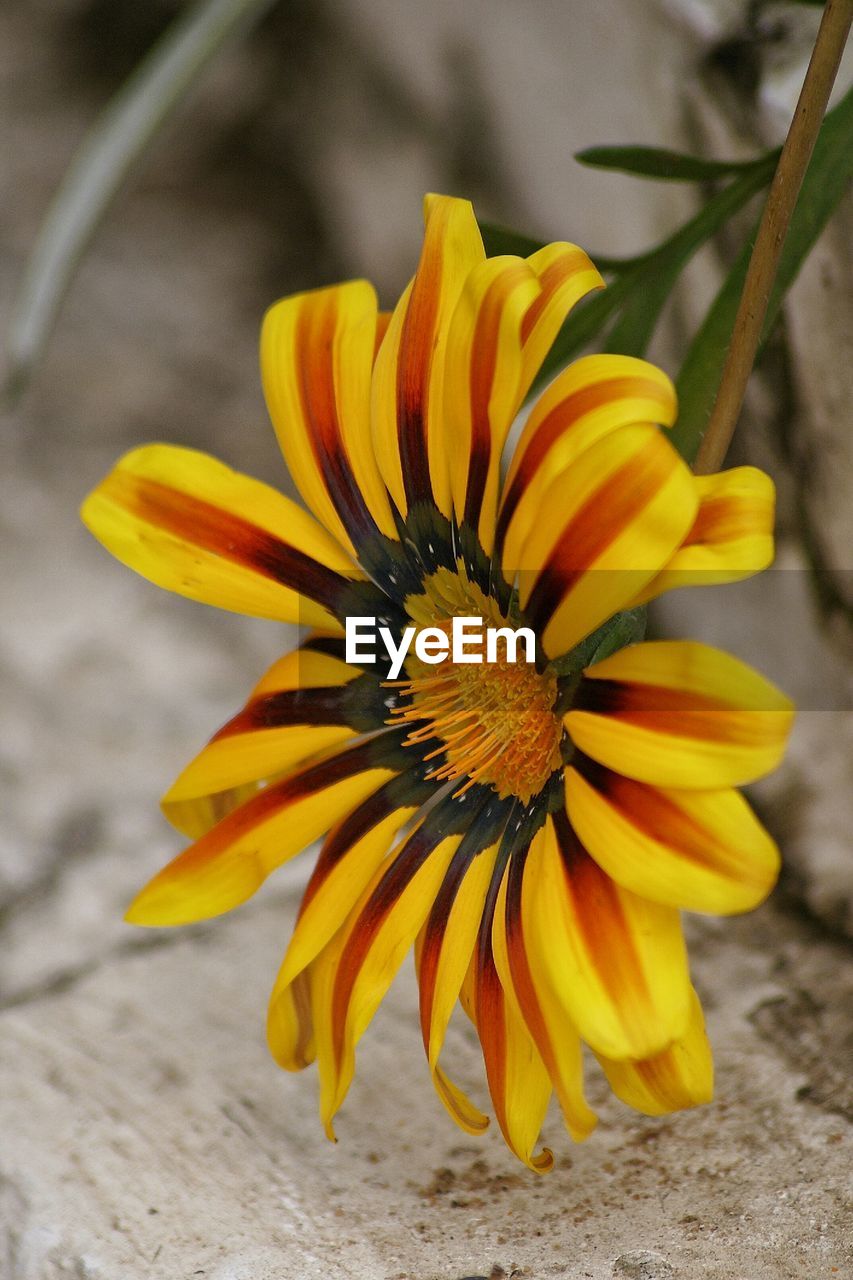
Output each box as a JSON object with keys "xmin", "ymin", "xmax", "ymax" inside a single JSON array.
[{"xmin": 389, "ymin": 567, "xmax": 563, "ymax": 803}]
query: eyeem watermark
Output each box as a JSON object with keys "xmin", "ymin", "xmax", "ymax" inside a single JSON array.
[{"xmin": 346, "ymin": 616, "xmax": 536, "ymax": 679}]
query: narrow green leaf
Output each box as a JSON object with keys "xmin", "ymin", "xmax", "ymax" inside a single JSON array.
[
  {"xmin": 576, "ymin": 144, "xmax": 772, "ymax": 182},
  {"xmin": 3, "ymin": 0, "xmax": 279, "ymax": 402},
  {"xmin": 533, "ymin": 155, "xmax": 776, "ymax": 387},
  {"xmin": 671, "ymin": 85, "xmax": 853, "ymax": 462}
]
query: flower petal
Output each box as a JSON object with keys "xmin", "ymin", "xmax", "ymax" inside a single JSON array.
[
  {"xmin": 125, "ymin": 733, "xmax": 410, "ymax": 926},
  {"xmin": 371, "ymin": 194, "xmax": 485, "ymax": 519},
  {"xmin": 81, "ymin": 444, "xmax": 359, "ymax": 629},
  {"xmin": 524, "ymin": 813, "xmax": 691, "ymax": 1061},
  {"xmin": 631, "ymin": 467, "xmax": 776, "ymax": 605},
  {"xmin": 565, "ymin": 758, "xmax": 780, "ymax": 914},
  {"xmin": 266, "ymin": 966, "xmax": 316, "ymax": 1072},
  {"xmin": 517, "ymin": 244, "xmax": 604, "ymax": 400},
  {"xmin": 261, "ymin": 280, "xmax": 398, "ymax": 550},
  {"xmin": 596, "ymin": 988, "xmax": 714, "ymax": 1116},
  {"xmin": 566, "ymin": 640, "xmax": 795, "ymax": 788},
  {"xmin": 516, "ymin": 425, "xmax": 698, "ymax": 657},
  {"xmin": 445, "ymin": 257, "xmax": 541, "ymax": 552},
  {"xmin": 271, "ymin": 768, "xmax": 435, "ymax": 1000},
  {"xmin": 493, "ymin": 837, "xmax": 597, "ymax": 1142},
  {"xmin": 316, "ymin": 796, "xmax": 475, "ymax": 1135},
  {"xmin": 416, "ymin": 823, "xmax": 506, "ymax": 1136},
  {"xmin": 497, "ymin": 354, "xmax": 677, "ymax": 566},
  {"xmin": 470, "ymin": 865, "xmax": 554, "ymax": 1173},
  {"xmin": 161, "ymin": 642, "xmax": 385, "ymax": 835}
]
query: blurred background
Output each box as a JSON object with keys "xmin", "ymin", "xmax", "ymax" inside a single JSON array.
[{"xmin": 1, "ymin": 2, "xmax": 851, "ymax": 1278}]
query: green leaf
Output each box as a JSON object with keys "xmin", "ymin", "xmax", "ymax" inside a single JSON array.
[
  {"xmin": 3, "ymin": 0, "xmax": 279, "ymax": 402},
  {"xmin": 479, "ymin": 222, "xmax": 545, "ymax": 258},
  {"xmin": 576, "ymin": 144, "xmax": 771, "ymax": 182},
  {"xmin": 671, "ymin": 84, "xmax": 853, "ymax": 462},
  {"xmin": 533, "ymin": 154, "xmax": 776, "ymax": 384}
]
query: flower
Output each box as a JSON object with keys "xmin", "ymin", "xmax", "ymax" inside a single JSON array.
[{"xmin": 82, "ymin": 193, "xmax": 793, "ymax": 1171}]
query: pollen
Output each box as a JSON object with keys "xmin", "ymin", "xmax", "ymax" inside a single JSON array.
[{"xmin": 391, "ymin": 567, "xmax": 563, "ymax": 803}]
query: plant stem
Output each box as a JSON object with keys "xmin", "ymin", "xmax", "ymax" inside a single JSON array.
[{"xmin": 694, "ymin": 0, "xmax": 853, "ymax": 475}]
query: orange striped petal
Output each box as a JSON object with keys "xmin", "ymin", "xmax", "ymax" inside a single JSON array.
[
  {"xmin": 631, "ymin": 466, "xmax": 776, "ymax": 605},
  {"xmin": 445, "ymin": 257, "xmax": 541, "ymax": 552},
  {"xmin": 596, "ymin": 988, "xmax": 714, "ymax": 1116},
  {"xmin": 272, "ymin": 771, "xmax": 433, "ymax": 994},
  {"xmin": 317, "ymin": 818, "xmax": 465, "ymax": 1136},
  {"xmin": 416, "ymin": 841, "xmax": 499, "ymax": 1136},
  {"xmin": 261, "ymin": 280, "xmax": 398, "ymax": 549},
  {"xmin": 161, "ymin": 643, "xmax": 368, "ymax": 836},
  {"xmin": 371, "ymin": 194, "xmax": 485, "ymax": 519},
  {"xmin": 524, "ymin": 814, "xmax": 691, "ymax": 1061},
  {"xmin": 81, "ymin": 445, "xmax": 357, "ymax": 630},
  {"xmin": 566, "ymin": 640, "xmax": 795, "ymax": 789},
  {"xmin": 565, "ymin": 760, "xmax": 780, "ymax": 915},
  {"xmin": 517, "ymin": 243, "xmax": 604, "ymax": 400},
  {"xmin": 515, "ymin": 425, "xmax": 698, "ymax": 658},
  {"xmin": 498, "ymin": 354, "xmax": 677, "ymax": 566},
  {"xmin": 492, "ymin": 837, "xmax": 597, "ymax": 1143},
  {"xmin": 471, "ymin": 870, "xmax": 554, "ymax": 1172},
  {"xmin": 124, "ymin": 736, "xmax": 404, "ymax": 926}
]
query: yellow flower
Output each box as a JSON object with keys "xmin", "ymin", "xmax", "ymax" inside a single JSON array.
[{"xmin": 82, "ymin": 194, "xmax": 793, "ymax": 1171}]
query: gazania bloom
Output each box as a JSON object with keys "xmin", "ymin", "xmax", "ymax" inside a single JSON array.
[{"xmin": 83, "ymin": 194, "xmax": 793, "ymax": 1171}]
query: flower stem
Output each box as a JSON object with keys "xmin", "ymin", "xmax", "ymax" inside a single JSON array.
[{"xmin": 694, "ymin": 0, "xmax": 853, "ymax": 475}]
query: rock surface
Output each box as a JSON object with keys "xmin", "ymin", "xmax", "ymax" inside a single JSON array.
[{"xmin": 1, "ymin": 1, "xmax": 851, "ymax": 1277}]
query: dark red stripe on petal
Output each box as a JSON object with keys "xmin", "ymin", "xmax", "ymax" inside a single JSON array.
[
  {"xmin": 574, "ymin": 678, "xmax": 768, "ymax": 744},
  {"xmin": 462, "ymin": 274, "xmax": 519, "ymax": 529},
  {"xmin": 213, "ymin": 686, "xmax": 353, "ymax": 739},
  {"xmin": 175, "ymin": 733, "xmax": 402, "ymax": 868},
  {"xmin": 417, "ymin": 844, "xmax": 479, "ymax": 1050},
  {"xmin": 523, "ymin": 435, "xmax": 673, "ymax": 631},
  {"xmin": 684, "ymin": 495, "xmax": 757, "ymax": 544},
  {"xmin": 474, "ymin": 881, "xmax": 507, "ymax": 1114},
  {"xmin": 300, "ymin": 768, "xmax": 435, "ymax": 915},
  {"xmin": 552, "ymin": 808, "xmax": 651, "ymax": 1009},
  {"xmin": 295, "ymin": 296, "xmax": 378, "ymax": 545},
  {"xmin": 503, "ymin": 846, "xmax": 551, "ymax": 1049},
  {"xmin": 331, "ymin": 821, "xmax": 439, "ymax": 1065},
  {"xmin": 398, "ymin": 252, "xmax": 441, "ymax": 507},
  {"xmin": 575, "ymin": 758, "xmax": 734, "ymax": 876},
  {"xmin": 496, "ymin": 377, "xmax": 665, "ymax": 554},
  {"xmin": 110, "ymin": 473, "xmax": 349, "ymax": 614}
]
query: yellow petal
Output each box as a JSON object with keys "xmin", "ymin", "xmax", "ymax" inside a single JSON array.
[
  {"xmin": 524, "ymin": 814, "xmax": 691, "ymax": 1061},
  {"xmin": 416, "ymin": 841, "xmax": 499, "ymax": 1135},
  {"xmin": 273, "ymin": 777, "xmax": 428, "ymax": 993},
  {"xmin": 565, "ymin": 761, "xmax": 780, "ymax": 914},
  {"xmin": 566, "ymin": 640, "xmax": 795, "ymax": 788},
  {"xmin": 261, "ymin": 280, "xmax": 398, "ymax": 548},
  {"xmin": 470, "ymin": 869, "xmax": 554, "ymax": 1172},
  {"xmin": 498, "ymin": 353, "xmax": 677, "ymax": 566},
  {"xmin": 517, "ymin": 243, "xmax": 604, "ymax": 399},
  {"xmin": 160, "ymin": 643, "xmax": 378, "ymax": 835},
  {"xmin": 515, "ymin": 425, "xmax": 698, "ymax": 657},
  {"xmin": 492, "ymin": 838, "xmax": 597, "ymax": 1143},
  {"xmin": 267, "ymin": 966, "xmax": 316, "ymax": 1072},
  {"xmin": 631, "ymin": 466, "xmax": 775, "ymax": 604},
  {"xmin": 596, "ymin": 988, "xmax": 714, "ymax": 1116},
  {"xmin": 125, "ymin": 737, "xmax": 402, "ymax": 926},
  {"xmin": 445, "ymin": 256, "xmax": 541, "ymax": 552},
  {"xmin": 371, "ymin": 194, "xmax": 485, "ymax": 519},
  {"xmin": 316, "ymin": 820, "xmax": 464, "ymax": 1134},
  {"xmin": 81, "ymin": 444, "xmax": 356, "ymax": 629}
]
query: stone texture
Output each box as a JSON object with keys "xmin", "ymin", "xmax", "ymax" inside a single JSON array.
[{"xmin": 1, "ymin": 1, "xmax": 851, "ymax": 1277}]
